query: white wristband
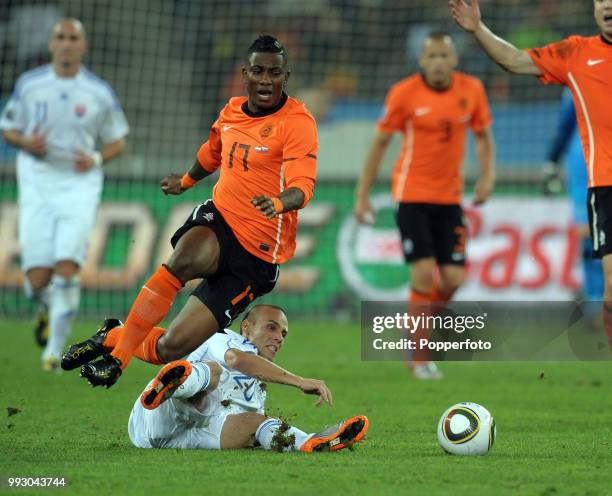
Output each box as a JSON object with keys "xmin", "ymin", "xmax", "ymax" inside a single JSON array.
[{"xmin": 91, "ymin": 151, "xmax": 103, "ymax": 167}]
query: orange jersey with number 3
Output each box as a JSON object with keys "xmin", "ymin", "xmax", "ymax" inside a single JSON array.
[
  {"xmin": 377, "ymin": 72, "xmax": 492, "ymax": 204},
  {"xmin": 196, "ymin": 95, "xmax": 318, "ymax": 264},
  {"xmin": 527, "ymin": 35, "xmax": 612, "ymax": 187}
]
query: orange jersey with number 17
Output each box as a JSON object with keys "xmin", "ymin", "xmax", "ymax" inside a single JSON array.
[
  {"xmin": 377, "ymin": 72, "xmax": 492, "ymax": 204},
  {"xmin": 527, "ymin": 35, "xmax": 612, "ymax": 188},
  {"xmin": 196, "ymin": 95, "xmax": 318, "ymax": 264}
]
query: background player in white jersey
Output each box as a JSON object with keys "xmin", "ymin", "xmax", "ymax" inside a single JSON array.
[
  {"xmin": 128, "ymin": 305, "xmax": 369, "ymax": 452},
  {"xmin": 0, "ymin": 19, "xmax": 129, "ymax": 371}
]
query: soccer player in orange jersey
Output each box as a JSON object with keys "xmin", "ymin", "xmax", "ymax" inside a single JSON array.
[
  {"xmin": 354, "ymin": 32, "xmax": 496, "ymax": 379},
  {"xmin": 62, "ymin": 35, "xmax": 318, "ymax": 388},
  {"xmin": 449, "ymin": 0, "xmax": 612, "ymax": 348}
]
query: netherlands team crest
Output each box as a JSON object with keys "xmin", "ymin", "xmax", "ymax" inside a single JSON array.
[
  {"xmin": 75, "ymin": 104, "xmax": 86, "ymax": 117},
  {"xmin": 260, "ymin": 124, "xmax": 274, "ymax": 139}
]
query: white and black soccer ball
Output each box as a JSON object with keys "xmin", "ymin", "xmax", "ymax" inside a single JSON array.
[{"xmin": 437, "ymin": 402, "xmax": 496, "ymax": 455}]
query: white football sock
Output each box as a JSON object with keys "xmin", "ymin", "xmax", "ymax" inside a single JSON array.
[
  {"xmin": 173, "ymin": 362, "xmax": 213, "ymax": 399},
  {"xmin": 43, "ymin": 274, "xmax": 80, "ymax": 359},
  {"xmin": 255, "ymin": 418, "xmax": 312, "ymax": 452}
]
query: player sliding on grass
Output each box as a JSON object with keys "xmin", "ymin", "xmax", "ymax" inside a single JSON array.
[
  {"xmin": 449, "ymin": 0, "xmax": 612, "ymax": 349},
  {"xmin": 69, "ymin": 304, "xmax": 369, "ymax": 451},
  {"xmin": 354, "ymin": 31, "xmax": 495, "ymax": 379},
  {"xmin": 62, "ymin": 35, "xmax": 318, "ymax": 388}
]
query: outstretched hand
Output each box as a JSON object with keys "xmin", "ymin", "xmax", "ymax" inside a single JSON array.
[
  {"xmin": 160, "ymin": 173, "xmax": 185, "ymax": 195},
  {"xmin": 449, "ymin": 0, "xmax": 481, "ymax": 32},
  {"xmin": 298, "ymin": 377, "xmax": 333, "ymax": 407}
]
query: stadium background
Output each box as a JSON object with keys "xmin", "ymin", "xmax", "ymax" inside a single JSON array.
[{"xmin": 0, "ymin": 0, "xmax": 594, "ymax": 319}]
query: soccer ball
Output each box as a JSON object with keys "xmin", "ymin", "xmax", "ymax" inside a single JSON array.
[{"xmin": 437, "ymin": 402, "xmax": 495, "ymax": 455}]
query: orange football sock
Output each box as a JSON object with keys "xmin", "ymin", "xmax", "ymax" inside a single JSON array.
[
  {"xmin": 103, "ymin": 326, "xmax": 165, "ymax": 365},
  {"xmin": 111, "ymin": 265, "xmax": 183, "ymax": 369},
  {"xmin": 603, "ymin": 303, "xmax": 612, "ymax": 349},
  {"xmin": 407, "ymin": 288, "xmax": 434, "ymax": 364}
]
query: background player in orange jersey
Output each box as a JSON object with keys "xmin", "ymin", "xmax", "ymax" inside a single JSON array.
[
  {"xmin": 354, "ymin": 31, "xmax": 496, "ymax": 379},
  {"xmin": 449, "ymin": 0, "xmax": 612, "ymax": 348},
  {"xmin": 63, "ymin": 35, "xmax": 318, "ymax": 388}
]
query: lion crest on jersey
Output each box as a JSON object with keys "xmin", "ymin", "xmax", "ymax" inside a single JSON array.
[{"xmin": 260, "ymin": 124, "xmax": 274, "ymax": 139}]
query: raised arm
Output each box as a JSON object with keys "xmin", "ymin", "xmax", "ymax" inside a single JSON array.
[
  {"xmin": 224, "ymin": 348, "xmax": 333, "ymax": 407},
  {"xmin": 449, "ymin": 0, "xmax": 541, "ymax": 75}
]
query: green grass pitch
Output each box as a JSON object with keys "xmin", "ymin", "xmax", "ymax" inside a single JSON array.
[{"xmin": 1, "ymin": 319, "xmax": 611, "ymax": 495}]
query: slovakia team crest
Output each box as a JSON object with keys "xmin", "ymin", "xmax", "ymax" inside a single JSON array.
[{"xmin": 75, "ymin": 104, "xmax": 86, "ymax": 117}]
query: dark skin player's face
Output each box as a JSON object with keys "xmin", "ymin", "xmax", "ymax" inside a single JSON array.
[{"xmin": 242, "ymin": 52, "xmax": 289, "ymax": 113}]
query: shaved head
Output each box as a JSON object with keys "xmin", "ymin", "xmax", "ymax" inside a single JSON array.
[
  {"xmin": 48, "ymin": 17, "xmax": 87, "ymax": 77},
  {"xmin": 422, "ymin": 31, "xmax": 456, "ymax": 53},
  {"xmin": 51, "ymin": 18, "xmax": 86, "ymax": 39},
  {"xmin": 241, "ymin": 304, "xmax": 287, "ymax": 325}
]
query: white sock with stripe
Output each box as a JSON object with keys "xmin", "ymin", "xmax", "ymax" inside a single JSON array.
[
  {"xmin": 173, "ymin": 362, "xmax": 212, "ymax": 399},
  {"xmin": 255, "ymin": 418, "xmax": 312, "ymax": 452}
]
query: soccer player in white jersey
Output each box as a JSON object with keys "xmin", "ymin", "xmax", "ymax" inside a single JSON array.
[
  {"xmin": 128, "ymin": 305, "xmax": 369, "ymax": 452},
  {"xmin": 0, "ymin": 19, "xmax": 129, "ymax": 371}
]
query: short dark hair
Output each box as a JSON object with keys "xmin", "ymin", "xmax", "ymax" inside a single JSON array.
[
  {"xmin": 241, "ymin": 304, "xmax": 287, "ymax": 325},
  {"xmin": 247, "ymin": 35, "xmax": 287, "ymax": 65}
]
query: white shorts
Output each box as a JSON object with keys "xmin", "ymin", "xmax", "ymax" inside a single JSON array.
[
  {"xmin": 17, "ymin": 156, "xmax": 102, "ymax": 271},
  {"xmin": 127, "ymin": 397, "xmax": 230, "ymax": 450}
]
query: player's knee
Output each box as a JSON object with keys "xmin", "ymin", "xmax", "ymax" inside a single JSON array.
[
  {"xmin": 203, "ymin": 361, "xmax": 222, "ymax": 392},
  {"xmin": 164, "ymin": 256, "xmax": 197, "ymax": 284},
  {"xmin": 441, "ymin": 272, "xmax": 464, "ymax": 293},
  {"xmin": 156, "ymin": 335, "xmax": 188, "ymax": 362},
  {"xmin": 54, "ymin": 260, "xmax": 80, "ymax": 278},
  {"xmin": 167, "ymin": 228, "xmax": 220, "ymax": 281},
  {"xmin": 411, "ymin": 271, "xmax": 434, "ymax": 293},
  {"xmin": 25, "ymin": 270, "xmax": 53, "ymax": 292},
  {"xmin": 411, "ymin": 259, "xmax": 436, "ymax": 292}
]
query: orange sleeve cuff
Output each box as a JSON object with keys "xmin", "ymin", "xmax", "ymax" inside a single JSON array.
[
  {"xmin": 180, "ymin": 173, "xmax": 197, "ymax": 190},
  {"xmin": 271, "ymin": 197, "xmax": 283, "ymax": 214}
]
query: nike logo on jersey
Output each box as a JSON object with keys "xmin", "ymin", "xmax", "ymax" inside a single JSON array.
[
  {"xmin": 223, "ymin": 125, "xmax": 233, "ymax": 131},
  {"xmin": 587, "ymin": 59, "xmax": 604, "ymax": 66},
  {"xmin": 414, "ymin": 107, "xmax": 431, "ymax": 116}
]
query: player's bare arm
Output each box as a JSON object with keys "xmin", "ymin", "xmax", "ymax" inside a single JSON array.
[
  {"xmin": 251, "ymin": 186, "xmax": 305, "ymax": 220},
  {"xmin": 449, "ymin": 0, "xmax": 541, "ymax": 75},
  {"xmin": 354, "ymin": 130, "xmax": 393, "ymax": 224},
  {"xmin": 161, "ymin": 158, "xmax": 213, "ymax": 195},
  {"xmin": 224, "ymin": 348, "xmax": 333, "ymax": 406},
  {"xmin": 473, "ymin": 126, "xmax": 496, "ymax": 206},
  {"xmin": 2, "ymin": 129, "xmax": 47, "ymax": 157},
  {"xmin": 74, "ymin": 138, "xmax": 126, "ymax": 172}
]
